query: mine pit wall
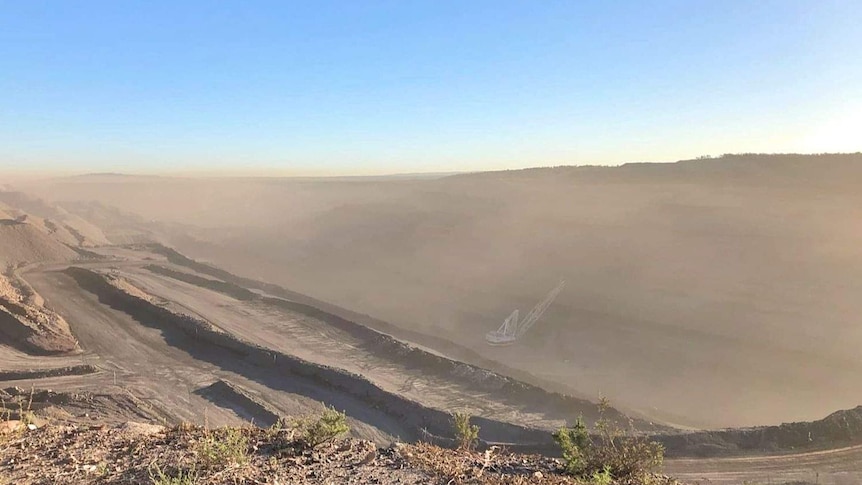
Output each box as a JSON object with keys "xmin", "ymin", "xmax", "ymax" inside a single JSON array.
[
  {"xmin": 261, "ymin": 295, "xmax": 591, "ymax": 408},
  {"xmin": 657, "ymin": 405, "xmax": 862, "ymax": 457},
  {"xmin": 144, "ymin": 265, "xmax": 255, "ymax": 301},
  {"xmin": 141, "ymin": 261, "xmax": 625, "ymax": 428},
  {"xmin": 144, "ymin": 244, "xmax": 619, "ymax": 416},
  {"xmin": 66, "ymin": 245, "xmax": 106, "ymax": 260},
  {"xmin": 64, "ymin": 266, "xmax": 554, "ymax": 447},
  {"xmin": 128, "ymin": 253, "xmax": 862, "ymax": 458}
]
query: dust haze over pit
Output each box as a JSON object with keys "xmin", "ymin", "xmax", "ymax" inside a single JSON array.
[{"xmin": 10, "ymin": 152, "xmax": 862, "ymax": 429}]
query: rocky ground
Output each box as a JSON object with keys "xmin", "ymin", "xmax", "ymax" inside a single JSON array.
[
  {"xmin": 0, "ymin": 419, "xmax": 680, "ymax": 485},
  {"xmin": 0, "ymin": 386, "xmax": 682, "ymax": 484}
]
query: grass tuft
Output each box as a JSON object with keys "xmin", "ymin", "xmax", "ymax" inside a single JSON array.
[{"xmin": 148, "ymin": 463, "xmax": 198, "ymax": 485}]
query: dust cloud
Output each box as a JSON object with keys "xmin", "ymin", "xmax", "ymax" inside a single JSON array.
[{"xmin": 16, "ymin": 153, "xmax": 862, "ymax": 428}]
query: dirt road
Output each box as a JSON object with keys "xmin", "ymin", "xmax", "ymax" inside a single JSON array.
[{"xmin": 666, "ymin": 444, "xmax": 862, "ymax": 484}]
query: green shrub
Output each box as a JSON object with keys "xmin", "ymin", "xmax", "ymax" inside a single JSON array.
[
  {"xmin": 590, "ymin": 466, "xmax": 613, "ymax": 485},
  {"xmin": 553, "ymin": 415, "xmax": 589, "ymax": 474},
  {"xmin": 553, "ymin": 399, "xmax": 664, "ymax": 481},
  {"xmin": 298, "ymin": 406, "xmax": 350, "ymax": 449},
  {"xmin": 195, "ymin": 427, "xmax": 249, "ymax": 469},
  {"xmin": 451, "ymin": 412, "xmax": 480, "ymax": 450}
]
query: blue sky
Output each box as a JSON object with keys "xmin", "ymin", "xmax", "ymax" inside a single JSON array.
[{"xmin": 2, "ymin": 1, "xmax": 861, "ymax": 174}]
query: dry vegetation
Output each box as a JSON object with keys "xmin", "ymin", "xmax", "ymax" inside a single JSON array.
[
  {"xmin": 0, "ymin": 391, "xmax": 674, "ymax": 485},
  {"xmin": 552, "ymin": 399, "xmax": 664, "ymax": 481},
  {"xmin": 0, "ymin": 419, "xmax": 680, "ymax": 485}
]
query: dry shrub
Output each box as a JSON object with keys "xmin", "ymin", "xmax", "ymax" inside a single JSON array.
[
  {"xmin": 195, "ymin": 427, "xmax": 249, "ymax": 469},
  {"xmin": 148, "ymin": 463, "xmax": 199, "ymax": 485}
]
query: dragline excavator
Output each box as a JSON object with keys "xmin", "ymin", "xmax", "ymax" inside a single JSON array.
[{"xmin": 485, "ymin": 280, "xmax": 565, "ymax": 346}]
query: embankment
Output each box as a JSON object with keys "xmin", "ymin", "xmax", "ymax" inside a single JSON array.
[
  {"xmin": 659, "ymin": 405, "xmax": 862, "ymax": 457},
  {"xmin": 195, "ymin": 379, "xmax": 281, "ymax": 427},
  {"xmin": 144, "ymin": 264, "xmax": 255, "ymax": 301},
  {"xmin": 141, "ymin": 259, "xmax": 631, "ymax": 429},
  {"xmin": 44, "ymin": 266, "xmax": 862, "ymax": 459},
  {"xmin": 0, "ymin": 364, "xmax": 97, "ymax": 382},
  {"xmin": 0, "ymin": 305, "xmax": 78, "ymax": 355},
  {"xmin": 143, "ymin": 244, "xmax": 603, "ymax": 406},
  {"xmin": 1, "ymin": 268, "xmax": 79, "ymax": 355},
  {"xmin": 64, "ymin": 266, "xmax": 554, "ymax": 447}
]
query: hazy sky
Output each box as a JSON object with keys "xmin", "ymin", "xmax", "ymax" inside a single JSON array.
[{"xmin": 2, "ymin": 1, "xmax": 861, "ymax": 175}]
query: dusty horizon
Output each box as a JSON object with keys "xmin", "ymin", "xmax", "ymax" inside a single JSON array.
[{"xmin": 5, "ymin": 150, "xmax": 862, "ymax": 182}]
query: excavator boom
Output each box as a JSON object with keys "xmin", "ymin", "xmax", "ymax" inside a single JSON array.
[{"xmin": 485, "ymin": 280, "xmax": 565, "ymax": 345}]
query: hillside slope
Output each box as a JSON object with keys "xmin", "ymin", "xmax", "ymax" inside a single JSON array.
[
  {"xmin": 0, "ymin": 221, "xmax": 79, "ymax": 268},
  {"xmin": 0, "ymin": 211, "xmax": 82, "ymax": 354},
  {"xmin": 0, "ymin": 191, "xmax": 111, "ymax": 247}
]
